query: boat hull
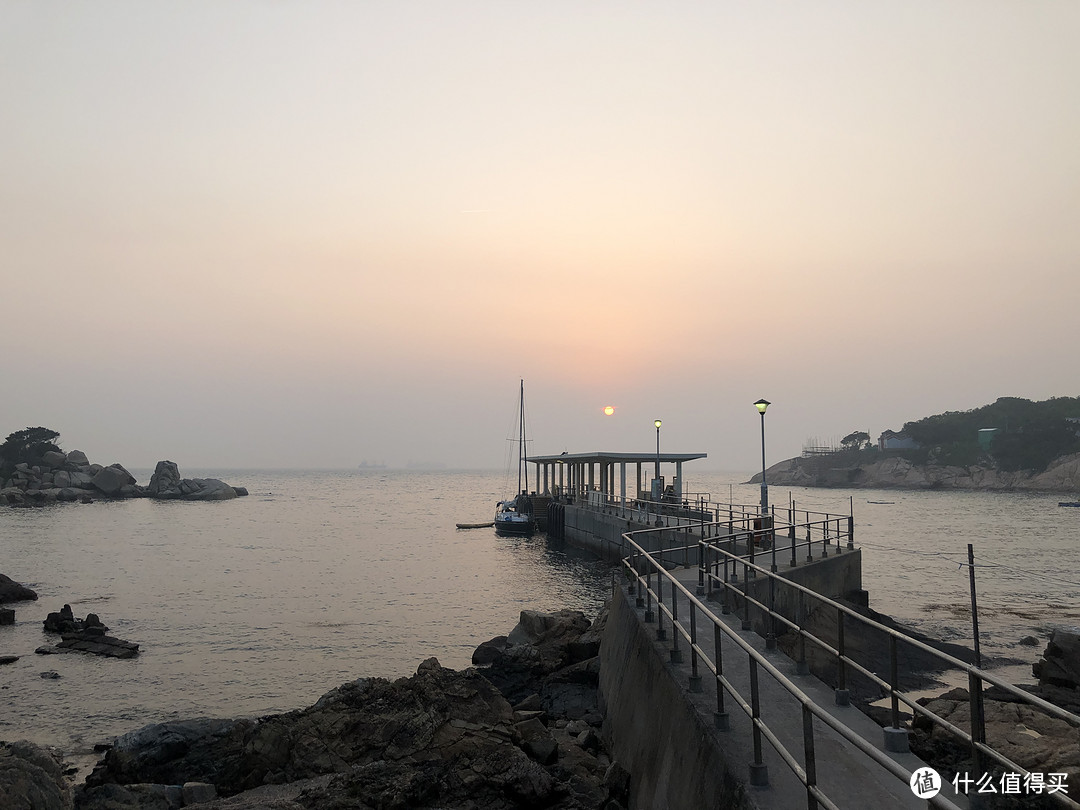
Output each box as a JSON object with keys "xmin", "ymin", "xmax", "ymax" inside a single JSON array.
[{"xmin": 494, "ymin": 516, "xmax": 536, "ymax": 536}]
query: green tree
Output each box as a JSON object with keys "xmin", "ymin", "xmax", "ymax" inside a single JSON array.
[
  {"xmin": 0, "ymin": 427, "xmax": 62, "ymax": 467},
  {"xmin": 841, "ymin": 431, "xmax": 871, "ymax": 451}
]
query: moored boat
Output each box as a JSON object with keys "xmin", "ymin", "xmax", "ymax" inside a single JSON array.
[{"xmin": 495, "ymin": 380, "xmax": 537, "ymax": 537}]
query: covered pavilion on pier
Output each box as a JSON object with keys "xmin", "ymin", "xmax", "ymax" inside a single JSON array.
[{"xmin": 528, "ymin": 451, "xmax": 707, "ymax": 503}]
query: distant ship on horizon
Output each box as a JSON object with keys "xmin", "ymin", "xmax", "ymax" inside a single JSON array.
[{"xmin": 357, "ymin": 460, "xmax": 388, "ymax": 470}]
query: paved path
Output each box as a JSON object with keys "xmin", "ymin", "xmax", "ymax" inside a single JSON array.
[{"xmin": 626, "ymin": 563, "xmax": 969, "ymax": 809}]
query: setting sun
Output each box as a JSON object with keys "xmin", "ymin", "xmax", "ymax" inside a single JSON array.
[{"xmin": 603, "ymin": 406, "xmax": 615, "ymax": 416}]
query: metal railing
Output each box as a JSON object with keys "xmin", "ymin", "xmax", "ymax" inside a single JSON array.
[{"xmin": 619, "ymin": 518, "xmax": 1080, "ymax": 810}]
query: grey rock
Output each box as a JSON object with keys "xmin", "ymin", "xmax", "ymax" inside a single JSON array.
[
  {"xmin": 1033, "ymin": 628, "xmax": 1080, "ymax": 688},
  {"xmin": 232, "ymin": 486, "xmax": 249, "ymax": 497},
  {"xmin": 41, "ymin": 670, "xmax": 61, "ymax": 679},
  {"xmin": 147, "ymin": 461, "xmax": 181, "ymax": 497},
  {"xmin": 41, "ymin": 450, "xmax": 67, "ymax": 468},
  {"xmin": 0, "ymin": 608, "xmax": 14, "ymax": 625},
  {"xmin": 182, "ymin": 781, "xmax": 218, "ymax": 804},
  {"xmin": 65, "ymin": 449, "xmax": 90, "ymax": 468},
  {"xmin": 0, "ymin": 655, "xmax": 18, "ymax": 664},
  {"xmin": 0, "ymin": 573, "xmax": 38, "ymax": 603},
  {"xmin": 91, "ymin": 464, "xmax": 135, "ymax": 496},
  {"xmin": 514, "ymin": 717, "xmax": 558, "ymax": 764},
  {"xmin": 0, "ymin": 740, "xmax": 72, "ymax": 810}
]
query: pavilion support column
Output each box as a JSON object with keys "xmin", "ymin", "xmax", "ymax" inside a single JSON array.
[{"xmin": 676, "ymin": 461, "xmax": 684, "ymax": 500}]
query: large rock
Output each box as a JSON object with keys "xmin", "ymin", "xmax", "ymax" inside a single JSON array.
[
  {"xmin": 146, "ymin": 461, "xmax": 181, "ymax": 497},
  {"xmin": 0, "ymin": 740, "xmax": 72, "ymax": 810},
  {"xmin": 0, "ymin": 573, "xmax": 38, "ymax": 603},
  {"xmin": 147, "ymin": 461, "xmax": 238, "ymax": 501},
  {"xmin": 40, "ymin": 450, "xmax": 67, "ymax": 469},
  {"xmin": 91, "ymin": 464, "xmax": 136, "ymax": 496},
  {"xmin": 912, "ymin": 687, "xmax": 1080, "ymax": 788},
  {"xmin": 64, "ymin": 449, "xmax": 90, "ymax": 468},
  {"xmin": 1033, "ymin": 628, "xmax": 1080, "ymax": 688},
  {"xmin": 85, "ymin": 659, "xmax": 552, "ymax": 803}
]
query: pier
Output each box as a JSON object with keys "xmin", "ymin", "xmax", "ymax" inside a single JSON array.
[{"xmin": 528, "ymin": 451, "xmax": 1080, "ymax": 809}]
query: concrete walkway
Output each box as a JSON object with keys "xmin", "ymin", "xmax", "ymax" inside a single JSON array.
[{"xmin": 625, "ymin": 563, "xmax": 969, "ymax": 810}]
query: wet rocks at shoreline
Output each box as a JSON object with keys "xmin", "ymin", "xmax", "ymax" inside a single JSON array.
[
  {"xmin": 0, "ymin": 573, "xmax": 37, "ymax": 604},
  {"xmin": 69, "ymin": 605, "xmax": 625, "ymax": 810},
  {"xmin": 36, "ymin": 605, "xmax": 140, "ymax": 659},
  {"xmin": 1, "ymin": 453, "xmax": 247, "ymax": 506}
]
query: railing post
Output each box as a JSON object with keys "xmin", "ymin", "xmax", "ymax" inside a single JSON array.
[
  {"xmin": 821, "ymin": 521, "xmax": 829, "ymax": 558},
  {"xmin": 656, "ymin": 573, "xmax": 667, "ymax": 640},
  {"xmin": 806, "ymin": 525, "xmax": 813, "ymax": 563},
  {"xmin": 968, "ymin": 670, "xmax": 986, "ymax": 777},
  {"xmin": 835, "ymin": 608, "xmax": 849, "ymax": 706},
  {"xmin": 688, "ymin": 604, "xmax": 701, "ymax": 691},
  {"xmin": 796, "ymin": 590, "xmax": 809, "ymax": 675},
  {"xmin": 883, "ymin": 634, "xmax": 910, "ymax": 752},
  {"xmin": 748, "ymin": 656, "xmax": 769, "ymax": 786},
  {"xmin": 847, "ymin": 497, "xmax": 854, "ymax": 550},
  {"xmin": 789, "ymin": 501, "xmax": 797, "ymax": 568},
  {"xmin": 670, "ymin": 580, "xmax": 682, "ymax": 662},
  {"xmin": 714, "ymin": 622, "xmax": 729, "ymax": 730},
  {"xmin": 721, "ymin": 548, "xmax": 730, "ymax": 615},
  {"xmin": 803, "ymin": 704, "xmax": 819, "ymax": 810},
  {"xmin": 766, "ymin": 572, "xmax": 777, "ymax": 650},
  {"xmin": 742, "ymin": 560, "xmax": 752, "ymax": 631},
  {"xmin": 644, "ymin": 570, "xmax": 654, "ymax": 623}
]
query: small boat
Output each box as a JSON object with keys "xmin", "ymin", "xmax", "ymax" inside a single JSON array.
[
  {"xmin": 495, "ymin": 380, "xmax": 537, "ymax": 537},
  {"xmin": 1059, "ymin": 501, "xmax": 1080, "ymax": 508},
  {"xmin": 456, "ymin": 521, "xmax": 495, "ymax": 529}
]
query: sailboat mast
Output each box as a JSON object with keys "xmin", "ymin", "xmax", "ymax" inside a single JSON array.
[{"xmin": 518, "ymin": 379, "xmax": 529, "ymax": 495}]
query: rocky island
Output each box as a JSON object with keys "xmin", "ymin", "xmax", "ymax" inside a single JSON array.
[
  {"xmin": 0, "ymin": 427, "xmax": 247, "ymax": 506},
  {"xmin": 754, "ymin": 396, "xmax": 1080, "ymax": 492}
]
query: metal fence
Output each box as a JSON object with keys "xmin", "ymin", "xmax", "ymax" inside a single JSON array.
[{"xmin": 617, "ymin": 511, "xmax": 1080, "ymax": 810}]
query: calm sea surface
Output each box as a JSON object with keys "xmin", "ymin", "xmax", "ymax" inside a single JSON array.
[{"xmin": 2, "ymin": 469, "xmax": 1078, "ymax": 759}]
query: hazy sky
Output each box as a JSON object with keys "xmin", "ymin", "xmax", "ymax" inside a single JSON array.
[{"xmin": 3, "ymin": 2, "xmax": 1077, "ymax": 471}]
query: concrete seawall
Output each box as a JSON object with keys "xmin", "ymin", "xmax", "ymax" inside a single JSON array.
[{"xmin": 599, "ymin": 586, "xmax": 754, "ymax": 810}]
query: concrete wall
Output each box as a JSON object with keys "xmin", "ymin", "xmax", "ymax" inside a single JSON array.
[{"xmin": 598, "ymin": 587, "xmax": 754, "ymax": 810}]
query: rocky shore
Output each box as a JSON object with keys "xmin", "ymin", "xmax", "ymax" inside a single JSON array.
[
  {"xmin": 753, "ymin": 451, "xmax": 1080, "ymax": 492},
  {"xmin": 1, "ymin": 607, "xmax": 626, "ymax": 810},
  {"xmin": 1, "ymin": 455, "xmax": 247, "ymax": 506}
]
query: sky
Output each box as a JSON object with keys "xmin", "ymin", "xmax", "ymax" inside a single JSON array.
[{"xmin": 2, "ymin": 1, "xmax": 1078, "ymax": 472}]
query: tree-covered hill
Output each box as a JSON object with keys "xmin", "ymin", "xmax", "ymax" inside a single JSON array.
[{"xmin": 897, "ymin": 396, "xmax": 1080, "ymax": 472}]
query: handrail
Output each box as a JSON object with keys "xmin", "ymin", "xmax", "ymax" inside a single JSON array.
[
  {"xmin": 621, "ymin": 531, "xmax": 965, "ymax": 810},
  {"xmin": 619, "ymin": 521, "xmax": 1080, "ymax": 810}
]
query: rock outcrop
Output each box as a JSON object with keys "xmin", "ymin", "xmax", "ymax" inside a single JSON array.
[
  {"xmin": 38, "ymin": 605, "xmax": 139, "ymax": 659},
  {"xmin": 754, "ymin": 451, "xmax": 1080, "ymax": 493},
  {"xmin": 0, "ymin": 452, "xmax": 246, "ymax": 505},
  {"xmin": 75, "ymin": 606, "xmax": 623, "ymax": 810},
  {"xmin": 0, "ymin": 741, "xmax": 72, "ymax": 810},
  {"xmin": 0, "ymin": 573, "xmax": 37, "ymax": 603},
  {"xmin": 1033, "ymin": 628, "xmax": 1080, "ymax": 689}
]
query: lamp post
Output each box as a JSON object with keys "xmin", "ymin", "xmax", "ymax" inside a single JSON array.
[
  {"xmin": 653, "ymin": 419, "xmax": 662, "ymax": 497},
  {"xmin": 754, "ymin": 400, "xmax": 770, "ymax": 514}
]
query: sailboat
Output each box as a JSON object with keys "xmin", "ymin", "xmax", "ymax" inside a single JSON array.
[{"xmin": 494, "ymin": 380, "xmax": 537, "ymax": 536}]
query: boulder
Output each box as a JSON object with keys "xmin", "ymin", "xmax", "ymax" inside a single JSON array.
[
  {"xmin": 91, "ymin": 464, "xmax": 135, "ymax": 496},
  {"xmin": 147, "ymin": 461, "xmax": 181, "ymax": 497},
  {"xmin": 0, "ymin": 574, "xmax": 38, "ymax": 603},
  {"xmin": 176, "ymin": 478, "xmax": 237, "ymax": 501},
  {"xmin": 0, "ymin": 741, "xmax": 72, "ymax": 810},
  {"xmin": 0, "ymin": 608, "xmax": 14, "ymax": 625},
  {"xmin": 65, "ymin": 449, "xmax": 90, "ymax": 468},
  {"xmin": 1033, "ymin": 628, "xmax": 1080, "ymax": 689},
  {"xmin": 40, "ymin": 450, "xmax": 67, "ymax": 469}
]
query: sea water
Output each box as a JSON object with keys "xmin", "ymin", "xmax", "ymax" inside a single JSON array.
[{"xmin": 1, "ymin": 469, "xmax": 1077, "ymax": 758}]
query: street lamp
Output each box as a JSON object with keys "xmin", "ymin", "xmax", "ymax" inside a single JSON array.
[
  {"xmin": 653, "ymin": 419, "xmax": 662, "ymax": 496},
  {"xmin": 754, "ymin": 400, "xmax": 770, "ymax": 514}
]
